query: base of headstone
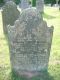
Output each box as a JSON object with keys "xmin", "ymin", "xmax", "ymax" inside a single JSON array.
[{"xmin": 12, "ymin": 69, "xmax": 47, "ymax": 78}]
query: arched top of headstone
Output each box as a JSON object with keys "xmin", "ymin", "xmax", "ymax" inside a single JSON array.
[
  {"xmin": 7, "ymin": 8, "xmax": 47, "ymax": 42},
  {"xmin": 19, "ymin": 8, "xmax": 42, "ymax": 20},
  {"xmin": 3, "ymin": 1, "xmax": 17, "ymax": 8}
]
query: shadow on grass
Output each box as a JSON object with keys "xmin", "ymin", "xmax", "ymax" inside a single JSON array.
[
  {"xmin": 9, "ymin": 70, "xmax": 54, "ymax": 80},
  {"xmin": 43, "ymin": 13, "xmax": 56, "ymax": 19}
]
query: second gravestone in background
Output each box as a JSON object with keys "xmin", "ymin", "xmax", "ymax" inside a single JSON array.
[
  {"xmin": 2, "ymin": 1, "xmax": 20, "ymax": 34},
  {"xmin": 20, "ymin": 0, "xmax": 29, "ymax": 9},
  {"xmin": 36, "ymin": 0, "xmax": 44, "ymax": 12}
]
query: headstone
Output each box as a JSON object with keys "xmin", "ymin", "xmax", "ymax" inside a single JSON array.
[
  {"xmin": 2, "ymin": 0, "xmax": 54, "ymax": 78},
  {"xmin": 6, "ymin": 8, "xmax": 53, "ymax": 77},
  {"xmin": 36, "ymin": 0, "xmax": 44, "ymax": 12},
  {"xmin": 20, "ymin": 0, "xmax": 29, "ymax": 9},
  {"xmin": 2, "ymin": 1, "xmax": 20, "ymax": 34}
]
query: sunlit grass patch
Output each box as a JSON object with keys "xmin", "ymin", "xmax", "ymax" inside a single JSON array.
[{"xmin": 43, "ymin": 13, "xmax": 56, "ymax": 19}]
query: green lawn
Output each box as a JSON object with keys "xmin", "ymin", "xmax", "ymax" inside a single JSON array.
[
  {"xmin": 0, "ymin": 6, "xmax": 60, "ymax": 80},
  {"xmin": 44, "ymin": 6, "xmax": 60, "ymax": 61}
]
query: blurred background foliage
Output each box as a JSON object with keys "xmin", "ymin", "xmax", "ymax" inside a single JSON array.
[{"xmin": 0, "ymin": 0, "xmax": 57, "ymax": 6}]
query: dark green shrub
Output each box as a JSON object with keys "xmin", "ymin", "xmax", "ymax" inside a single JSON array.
[
  {"xmin": 0, "ymin": 0, "xmax": 4, "ymax": 4},
  {"xmin": 44, "ymin": 0, "xmax": 56, "ymax": 4},
  {"xmin": 0, "ymin": 0, "xmax": 4, "ymax": 6}
]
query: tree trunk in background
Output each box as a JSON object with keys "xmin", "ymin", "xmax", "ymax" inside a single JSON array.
[{"xmin": 32, "ymin": 0, "xmax": 36, "ymax": 7}]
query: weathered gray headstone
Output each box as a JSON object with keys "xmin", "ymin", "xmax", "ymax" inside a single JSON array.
[
  {"xmin": 2, "ymin": 0, "xmax": 54, "ymax": 78},
  {"xmin": 6, "ymin": 8, "xmax": 53, "ymax": 77},
  {"xmin": 20, "ymin": 0, "xmax": 29, "ymax": 9},
  {"xmin": 2, "ymin": 1, "xmax": 20, "ymax": 34},
  {"xmin": 36, "ymin": 0, "xmax": 44, "ymax": 12}
]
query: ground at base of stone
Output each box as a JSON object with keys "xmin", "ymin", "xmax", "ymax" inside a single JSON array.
[
  {"xmin": 11, "ymin": 70, "xmax": 48, "ymax": 78},
  {"xmin": 11, "ymin": 70, "xmax": 54, "ymax": 80}
]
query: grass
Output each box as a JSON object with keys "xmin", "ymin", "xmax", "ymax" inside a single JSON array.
[
  {"xmin": 0, "ymin": 6, "xmax": 60, "ymax": 80},
  {"xmin": 43, "ymin": 6, "xmax": 60, "ymax": 61},
  {"xmin": 43, "ymin": 13, "xmax": 56, "ymax": 19}
]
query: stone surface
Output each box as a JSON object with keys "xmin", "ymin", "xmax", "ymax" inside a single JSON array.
[
  {"xmin": 36, "ymin": 0, "xmax": 44, "ymax": 12},
  {"xmin": 6, "ymin": 8, "xmax": 53, "ymax": 77},
  {"xmin": 2, "ymin": 0, "xmax": 54, "ymax": 78},
  {"xmin": 2, "ymin": 1, "xmax": 20, "ymax": 34},
  {"xmin": 20, "ymin": 0, "xmax": 29, "ymax": 9}
]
